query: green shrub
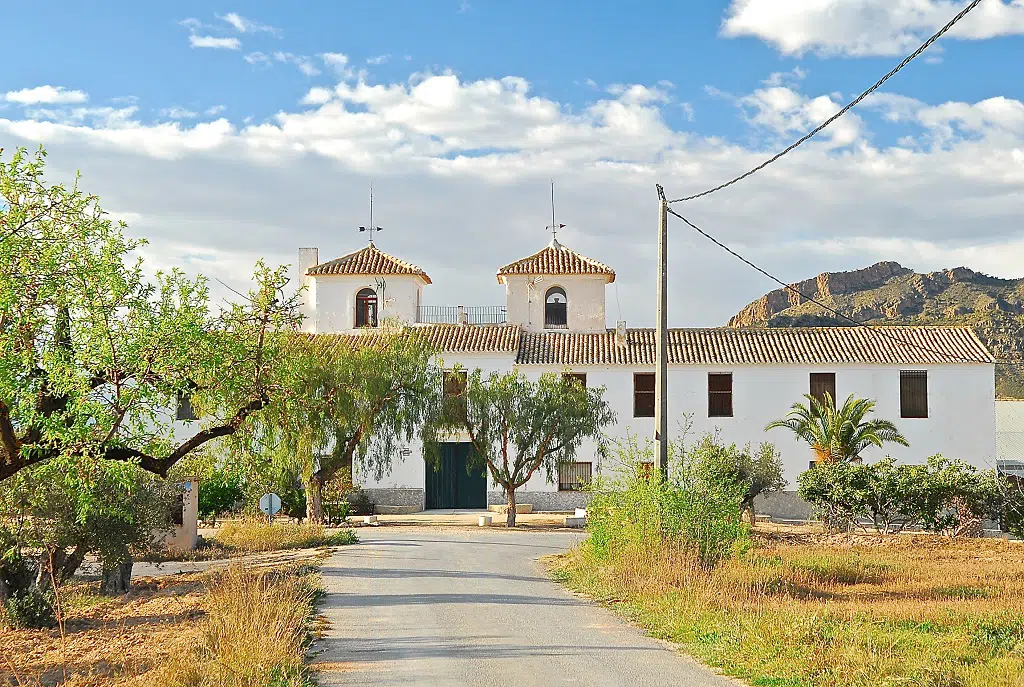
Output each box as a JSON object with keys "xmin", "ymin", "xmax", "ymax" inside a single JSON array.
[
  {"xmin": 587, "ymin": 433, "xmax": 748, "ymax": 569},
  {"xmin": 198, "ymin": 468, "xmax": 245, "ymax": 522},
  {"xmin": 4, "ymin": 586, "xmax": 55, "ymax": 629}
]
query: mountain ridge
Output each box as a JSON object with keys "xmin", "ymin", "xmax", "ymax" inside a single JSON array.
[{"xmin": 726, "ymin": 261, "xmax": 1024, "ymax": 398}]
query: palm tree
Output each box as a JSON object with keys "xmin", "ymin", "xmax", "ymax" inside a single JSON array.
[{"xmin": 766, "ymin": 393, "xmax": 908, "ymax": 463}]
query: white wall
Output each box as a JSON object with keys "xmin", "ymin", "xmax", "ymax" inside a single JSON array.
[
  {"xmin": 517, "ymin": 363, "xmax": 996, "ymax": 488},
  {"xmin": 503, "ymin": 274, "xmax": 609, "ymax": 332},
  {"xmin": 307, "ymin": 274, "xmax": 426, "ymax": 333},
  {"xmin": 356, "ymin": 358, "xmax": 996, "ymax": 496}
]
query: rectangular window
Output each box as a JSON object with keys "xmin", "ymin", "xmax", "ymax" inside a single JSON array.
[
  {"xmin": 633, "ymin": 373, "xmax": 655, "ymax": 418},
  {"xmin": 558, "ymin": 462, "xmax": 593, "ymax": 491},
  {"xmin": 563, "ymin": 372, "xmax": 587, "ymax": 388},
  {"xmin": 708, "ymin": 372, "xmax": 733, "ymax": 417},
  {"xmin": 809, "ymin": 373, "xmax": 836, "ymax": 407},
  {"xmin": 900, "ymin": 370, "xmax": 928, "ymax": 418},
  {"xmin": 444, "ymin": 370, "xmax": 468, "ymax": 421},
  {"xmin": 170, "ymin": 491, "xmax": 185, "ymax": 526}
]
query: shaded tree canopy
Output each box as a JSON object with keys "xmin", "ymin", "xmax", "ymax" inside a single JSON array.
[
  {"xmin": 451, "ymin": 370, "xmax": 616, "ymax": 526},
  {"xmin": 0, "ymin": 146, "xmax": 301, "ymax": 482}
]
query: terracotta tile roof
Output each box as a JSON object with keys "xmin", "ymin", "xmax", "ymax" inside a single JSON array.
[
  {"xmin": 496, "ymin": 240, "xmax": 615, "ymax": 283},
  {"xmin": 306, "ymin": 243, "xmax": 432, "ymax": 283},
  {"xmin": 312, "ymin": 324, "xmax": 521, "ymax": 355},
  {"xmin": 515, "ymin": 327, "xmax": 993, "ymax": 366}
]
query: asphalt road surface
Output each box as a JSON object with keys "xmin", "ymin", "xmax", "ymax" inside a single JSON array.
[{"xmin": 313, "ymin": 528, "xmax": 737, "ymax": 686}]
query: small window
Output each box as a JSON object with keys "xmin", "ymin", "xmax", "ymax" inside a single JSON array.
[
  {"xmin": 633, "ymin": 373, "xmax": 655, "ymax": 418},
  {"xmin": 545, "ymin": 287, "xmax": 567, "ymax": 329},
  {"xmin": 444, "ymin": 370, "xmax": 468, "ymax": 421},
  {"xmin": 809, "ymin": 373, "xmax": 836, "ymax": 407},
  {"xmin": 176, "ymin": 392, "xmax": 196, "ymax": 422},
  {"xmin": 900, "ymin": 370, "xmax": 928, "ymax": 418},
  {"xmin": 355, "ymin": 288, "xmax": 378, "ymax": 328},
  {"xmin": 558, "ymin": 462, "xmax": 592, "ymax": 491},
  {"xmin": 563, "ymin": 373, "xmax": 587, "ymax": 388},
  {"xmin": 708, "ymin": 372, "xmax": 733, "ymax": 417},
  {"xmin": 170, "ymin": 491, "xmax": 185, "ymax": 526}
]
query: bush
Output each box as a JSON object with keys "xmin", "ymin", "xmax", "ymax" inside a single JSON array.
[
  {"xmin": 4, "ymin": 585, "xmax": 55, "ymax": 629},
  {"xmin": 211, "ymin": 521, "xmax": 349, "ymax": 553},
  {"xmin": 798, "ymin": 455, "xmax": 1003, "ymax": 534},
  {"xmin": 588, "ymin": 434, "xmax": 748, "ymax": 570},
  {"xmin": 198, "ymin": 468, "xmax": 244, "ymax": 523}
]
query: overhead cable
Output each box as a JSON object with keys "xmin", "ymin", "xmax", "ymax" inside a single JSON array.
[{"xmin": 668, "ymin": 0, "xmax": 983, "ymax": 204}]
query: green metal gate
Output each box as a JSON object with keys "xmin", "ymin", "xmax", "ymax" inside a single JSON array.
[{"xmin": 425, "ymin": 443, "xmax": 486, "ymax": 509}]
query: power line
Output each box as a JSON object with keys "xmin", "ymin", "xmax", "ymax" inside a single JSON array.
[
  {"xmin": 668, "ymin": 0, "xmax": 983, "ymax": 204},
  {"xmin": 665, "ymin": 205, "xmax": 1024, "ymax": 367}
]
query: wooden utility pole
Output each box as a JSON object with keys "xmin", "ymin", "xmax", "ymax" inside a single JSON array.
[{"xmin": 655, "ymin": 185, "xmax": 669, "ymax": 476}]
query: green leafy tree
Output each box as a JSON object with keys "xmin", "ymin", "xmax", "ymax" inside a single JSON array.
[
  {"xmin": 0, "ymin": 457, "xmax": 175, "ymax": 606},
  {"xmin": 451, "ymin": 370, "xmax": 615, "ymax": 526},
  {"xmin": 686, "ymin": 436, "xmax": 786, "ymax": 525},
  {"xmin": 766, "ymin": 393, "xmax": 908, "ymax": 463},
  {"xmin": 0, "ymin": 147, "xmax": 301, "ymax": 483},
  {"xmin": 246, "ymin": 328, "xmax": 444, "ymax": 523}
]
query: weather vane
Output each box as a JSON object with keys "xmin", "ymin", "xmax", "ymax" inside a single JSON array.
[
  {"xmin": 546, "ymin": 180, "xmax": 565, "ymax": 244},
  {"xmin": 358, "ymin": 184, "xmax": 383, "ymax": 244}
]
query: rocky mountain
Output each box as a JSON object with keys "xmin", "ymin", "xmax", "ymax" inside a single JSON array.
[{"xmin": 727, "ymin": 261, "xmax": 1024, "ymax": 398}]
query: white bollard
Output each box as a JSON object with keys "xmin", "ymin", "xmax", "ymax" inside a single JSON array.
[
  {"xmin": 363, "ymin": 515, "xmax": 378, "ymax": 525},
  {"xmin": 574, "ymin": 508, "xmax": 587, "ymax": 518},
  {"xmin": 478, "ymin": 515, "xmax": 492, "ymax": 527}
]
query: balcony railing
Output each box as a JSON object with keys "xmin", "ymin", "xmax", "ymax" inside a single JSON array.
[{"xmin": 419, "ymin": 305, "xmax": 507, "ymax": 325}]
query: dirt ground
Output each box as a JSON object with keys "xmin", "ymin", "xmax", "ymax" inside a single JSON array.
[{"xmin": 1, "ymin": 548, "xmax": 326, "ymax": 687}]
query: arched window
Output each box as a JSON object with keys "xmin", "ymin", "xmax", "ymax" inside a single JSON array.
[
  {"xmin": 355, "ymin": 288, "xmax": 378, "ymax": 328},
  {"xmin": 545, "ymin": 286, "xmax": 567, "ymax": 328}
]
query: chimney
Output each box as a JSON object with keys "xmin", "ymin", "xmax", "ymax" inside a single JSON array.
[
  {"xmin": 614, "ymin": 320, "xmax": 627, "ymax": 348},
  {"xmin": 298, "ymin": 247, "xmax": 319, "ymax": 278},
  {"xmin": 297, "ymin": 248, "xmax": 319, "ymax": 333}
]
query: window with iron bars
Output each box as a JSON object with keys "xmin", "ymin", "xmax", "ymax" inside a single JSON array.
[{"xmin": 558, "ymin": 461, "xmax": 593, "ymax": 491}]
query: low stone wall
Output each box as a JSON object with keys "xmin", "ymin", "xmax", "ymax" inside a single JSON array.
[
  {"xmin": 488, "ymin": 490, "xmax": 591, "ymax": 512},
  {"xmin": 755, "ymin": 491, "xmax": 813, "ymax": 522},
  {"xmin": 363, "ymin": 487, "xmax": 425, "ymax": 510}
]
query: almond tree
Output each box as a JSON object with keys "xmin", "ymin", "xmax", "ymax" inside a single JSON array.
[
  {"xmin": 0, "ymin": 146, "xmax": 301, "ymax": 482},
  {"xmin": 450, "ymin": 370, "xmax": 615, "ymax": 527}
]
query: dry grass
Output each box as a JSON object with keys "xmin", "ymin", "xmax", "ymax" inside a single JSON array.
[
  {"xmin": 154, "ymin": 565, "xmax": 320, "ymax": 687},
  {"xmin": 2, "ymin": 564, "xmax": 322, "ymax": 687},
  {"xmin": 2, "ymin": 574, "xmax": 207, "ymax": 686},
  {"xmin": 208, "ymin": 521, "xmax": 354, "ymax": 554},
  {"xmin": 553, "ymin": 530, "xmax": 1024, "ymax": 687}
]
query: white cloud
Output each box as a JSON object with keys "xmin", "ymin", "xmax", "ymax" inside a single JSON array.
[
  {"xmin": 189, "ymin": 35, "xmax": 242, "ymax": 50},
  {"xmin": 2, "ymin": 70, "xmax": 1024, "ymax": 327},
  {"xmin": 273, "ymin": 52, "xmax": 321, "ymax": 77},
  {"xmin": 5, "ymin": 86, "xmax": 88, "ymax": 105},
  {"xmin": 160, "ymin": 106, "xmax": 199, "ymax": 119},
  {"xmin": 205, "ymin": 105, "xmax": 226, "ymax": 116},
  {"xmin": 366, "ymin": 54, "xmax": 391, "ymax": 65},
  {"xmin": 722, "ymin": 0, "xmax": 1024, "ymax": 57},
  {"xmin": 217, "ymin": 12, "xmax": 280, "ymax": 36},
  {"xmin": 244, "ymin": 51, "xmax": 272, "ymax": 66}
]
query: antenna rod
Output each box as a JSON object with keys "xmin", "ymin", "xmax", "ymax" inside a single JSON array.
[{"xmin": 369, "ymin": 183, "xmax": 374, "ymax": 244}]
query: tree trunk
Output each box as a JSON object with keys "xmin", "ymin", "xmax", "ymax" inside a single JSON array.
[
  {"xmin": 506, "ymin": 486, "xmax": 517, "ymax": 528},
  {"xmin": 744, "ymin": 502, "xmax": 756, "ymax": 527},
  {"xmin": 58, "ymin": 544, "xmax": 88, "ymax": 585},
  {"xmin": 100, "ymin": 560, "xmax": 133, "ymax": 595},
  {"xmin": 307, "ymin": 472, "xmax": 325, "ymax": 524}
]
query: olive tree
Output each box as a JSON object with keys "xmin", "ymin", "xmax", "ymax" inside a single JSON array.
[
  {"xmin": 451, "ymin": 370, "xmax": 615, "ymax": 527},
  {"xmin": 0, "ymin": 147, "xmax": 301, "ymax": 483}
]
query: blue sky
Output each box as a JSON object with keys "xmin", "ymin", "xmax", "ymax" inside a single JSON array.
[{"xmin": 2, "ymin": 1, "xmax": 1024, "ymax": 325}]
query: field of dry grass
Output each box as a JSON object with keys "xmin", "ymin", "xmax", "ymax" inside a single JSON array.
[
  {"xmin": 553, "ymin": 529, "xmax": 1024, "ymax": 687},
  {"xmin": 2, "ymin": 561, "xmax": 323, "ymax": 687}
]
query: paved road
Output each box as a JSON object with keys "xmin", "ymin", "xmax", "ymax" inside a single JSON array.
[{"xmin": 313, "ymin": 528, "xmax": 737, "ymax": 686}]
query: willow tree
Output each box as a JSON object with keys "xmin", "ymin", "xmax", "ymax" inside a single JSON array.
[
  {"xmin": 450, "ymin": 370, "xmax": 615, "ymax": 527},
  {"xmin": 0, "ymin": 146, "xmax": 301, "ymax": 483},
  {"xmin": 251, "ymin": 328, "xmax": 444, "ymax": 522}
]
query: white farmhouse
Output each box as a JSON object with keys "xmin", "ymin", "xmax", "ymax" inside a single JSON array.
[{"xmin": 298, "ymin": 238, "xmax": 997, "ymax": 518}]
